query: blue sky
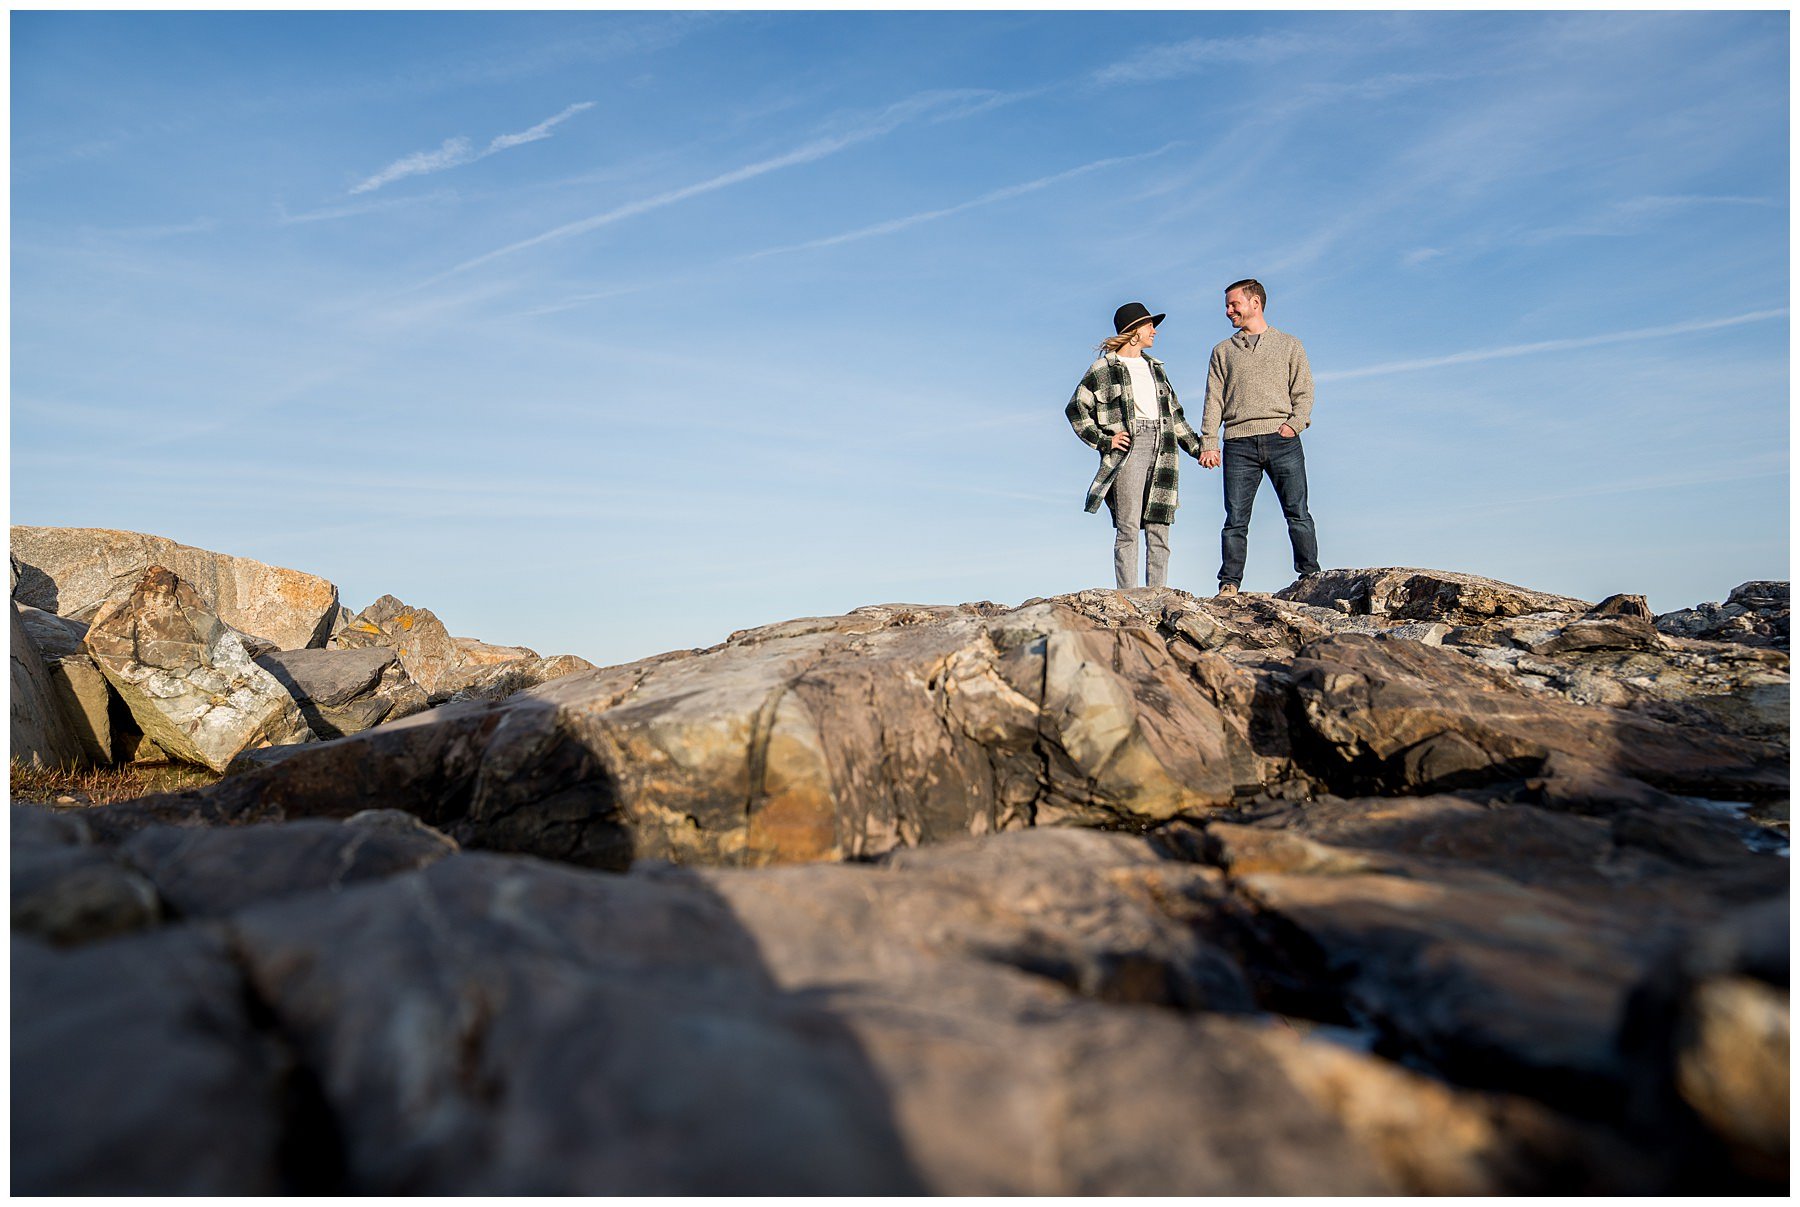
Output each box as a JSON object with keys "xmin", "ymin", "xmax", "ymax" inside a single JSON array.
[{"xmin": 11, "ymin": 10, "xmax": 1789, "ymax": 666}]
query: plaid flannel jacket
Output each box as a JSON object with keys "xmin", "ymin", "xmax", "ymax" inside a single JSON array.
[{"xmin": 1064, "ymin": 353, "xmax": 1204, "ymax": 526}]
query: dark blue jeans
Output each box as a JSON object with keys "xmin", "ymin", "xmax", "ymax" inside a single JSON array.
[{"xmin": 1219, "ymin": 432, "xmax": 1320, "ymax": 586}]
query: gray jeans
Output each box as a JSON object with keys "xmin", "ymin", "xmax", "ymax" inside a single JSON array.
[{"xmin": 1105, "ymin": 418, "xmax": 1169, "ymax": 589}]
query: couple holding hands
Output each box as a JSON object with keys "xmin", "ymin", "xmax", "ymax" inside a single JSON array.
[{"xmin": 1064, "ymin": 278, "xmax": 1322, "ymax": 598}]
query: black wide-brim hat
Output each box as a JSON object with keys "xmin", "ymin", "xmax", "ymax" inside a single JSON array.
[{"xmin": 1113, "ymin": 301, "xmax": 1166, "ymax": 335}]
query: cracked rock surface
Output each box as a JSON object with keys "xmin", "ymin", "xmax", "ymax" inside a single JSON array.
[{"xmin": 14, "ymin": 568, "xmax": 1788, "ymax": 1193}]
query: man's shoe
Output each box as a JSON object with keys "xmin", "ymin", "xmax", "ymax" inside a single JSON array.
[{"xmin": 1215, "ymin": 582, "xmax": 1239, "ymax": 598}]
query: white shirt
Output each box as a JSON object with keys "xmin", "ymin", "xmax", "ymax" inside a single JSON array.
[{"xmin": 1121, "ymin": 355, "xmax": 1162, "ymax": 423}]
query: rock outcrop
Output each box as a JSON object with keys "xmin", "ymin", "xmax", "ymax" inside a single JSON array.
[
  {"xmin": 83, "ymin": 567, "xmax": 307, "ymax": 773},
  {"xmin": 11, "ymin": 526, "xmax": 339, "ymax": 650},
  {"xmin": 252, "ymin": 647, "xmax": 428, "ymax": 739},
  {"xmin": 12, "ymin": 817, "xmax": 1687, "ymax": 1195},
  {"xmin": 443, "ymin": 652, "xmax": 598, "ymax": 703},
  {"xmin": 13, "ymin": 564, "xmax": 1787, "ymax": 1195},
  {"xmin": 327, "ymin": 594, "xmax": 460, "ymax": 698},
  {"xmin": 10, "ymin": 530, "xmax": 609, "ymax": 775},
  {"xmin": 1656, "ymin": 580, "xmax": 1790, "ymax": 650},
  {"xmin": 1274, "ymin": 566, "xmax": 1592, "ymax": 620},
  {"xmin": 89, "ymin": 579, "xmax": 1786, "ymax": 874}
]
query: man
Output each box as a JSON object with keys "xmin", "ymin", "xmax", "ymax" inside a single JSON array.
[{"xmin": 1197, "ymin": 279, "xmax": 1320, "ymax": 596}]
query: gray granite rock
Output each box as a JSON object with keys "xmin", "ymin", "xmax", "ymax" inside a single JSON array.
[
  {"xmin": 84, "ymin": 567, "xmax": 307, "ymax": 772},
  {"xmin": 254, "ymin": 646, "xmax": 427, "ymax": 739}
]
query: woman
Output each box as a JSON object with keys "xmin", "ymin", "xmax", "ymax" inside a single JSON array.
[{"xmin": 1064, "ymin": 301, "xmax": 1207, "ymax": 589}]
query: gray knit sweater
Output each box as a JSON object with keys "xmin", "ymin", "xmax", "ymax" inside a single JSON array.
[{"xmin": 1199, "ymin": 328, "xmax": 1314, "ymax": 451}]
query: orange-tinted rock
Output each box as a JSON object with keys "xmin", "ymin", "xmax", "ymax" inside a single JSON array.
[{"xmin": 11, "ymin": 526, "xmax": 339, "ymax": 650}]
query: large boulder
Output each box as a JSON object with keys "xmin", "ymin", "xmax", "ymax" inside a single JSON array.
[
  {"xmin": 43, "ymin": 653, "xmax": 119, "ymax": 766},
  {"xmin": 1621, "ymin": 895, "xmax": 1789, "ymax": 1185},
  {"xmin": 101, "ymin": 599, "xmax": 1260, "ymax": 865},
  {"xmin": 1287, "ymin": 633, "xmax": 1785, "ymax": 800},
  {"xmin": 11, "ymin": 601, "xmax": 86, "ymax": 768},
  {"xmin": 117, "ymin": 811, "xmax": 458, "ymax": 919},
  {"xmin": 443, "ymin": 653, "xmax": 598, "ymax": 704},
  {"xmin": 1275, "ymin": 568, "xmax": 1592, "ymax": 620},
  {"xmin": 83, "ymin": 567, "xmax": 309, "ymax": 773},
  {"xmin": 451, "ymin": 636, "xmax": 539, "ymax": 666},
  {"xmin": 78, "ymin": 585, "xmax": 1788, "ymax": 871},
  {"xmin": 1656, "ymin": 581, "xmax": 1790, "ymax": 650},
  {"xmin": 11, "ymin": 526, "xmax": 339, "ymax": 650},
  {"xmin": 12, "ymin": 804, "xmax": 162, "ymax": 945},
  {"xmin": 253, "ymin": 647, "xmax": 428, "ymax": 739},
  {"xmin": 15, "ymin": 565, "xmax": 1787, "ymax": 1195},
  {"xmin": 1176, "ymin": 795, "xmax": 1784, "ymax": 1119},
  {"xmin": 328, "ymin": 594, "xmax": 460, "ymax": 698},
  {"xmin": 12, "ymin": 929, "xmax": 291, "ymax": 1194},
  {"xmin": 14, "ymin": 602, "xmax": 86, "ymax": 659},
  {"xmin": 11, "ymin": 828, "xmax": 1665, "ymax": 1194}
]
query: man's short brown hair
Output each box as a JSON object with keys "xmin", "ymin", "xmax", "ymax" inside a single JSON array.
[{"xmin": 1225, "ymin": 278, "xmax": 1266, "ymax": 307}]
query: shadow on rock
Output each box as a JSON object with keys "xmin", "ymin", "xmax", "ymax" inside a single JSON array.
[{"xmin": 13, "ymin": 847, "xmax": 928, "ymax": 1194}]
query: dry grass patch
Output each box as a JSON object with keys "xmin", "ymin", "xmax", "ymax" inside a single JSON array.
[{"xmin": 10, "ymin": 760, "xmax": 219, "ymax": 806}]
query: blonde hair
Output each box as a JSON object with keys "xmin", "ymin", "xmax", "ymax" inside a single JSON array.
[{"xmin": 1096, "ymin": 327, "xmax": 1149, "ymax": 356}]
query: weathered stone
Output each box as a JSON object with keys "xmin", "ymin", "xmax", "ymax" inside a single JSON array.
[
  {"xmin": 1727, "ymin": 580, "xmax": 1788, "ymax": 609},
  {"xmin": 17, "ymin": 556, "xmax": 1791, "ymax": 1195},
  {"xmin": 82, "ymin": 697, "xmax": 525, "ymax": 844},
  {"xmin": 224, "ymin": 742, "xmax": 321, "ymax": 777},
  {"xmin": 83, "ymin": 567, "xmax": 308, "ymax": 773},
  {"xmin": 12, "ymin": 800, "xmax": 94, "ymax": 847},
  {"xmin": 1590, "ymin": 593, "xmax": 1654, "ymax": 620},
  {"xmin": 223, "ymin": 853, "xmax": 930, "ymax": 1195},
  {"xmin": 1288, "ymin": 633, "xmax": 1784, "ymax": 799},
  {"xmin": 443, "ymin": 652, "xmax": 597, "ymax": 704},
  {"xmin": 11, "ymin": 525, "xmax": 339, "ymax": 649},
  {"xmin": 452, "ymin": 635, "xmax": 539, "ymax": 666},
  {"xmin": 119, "ymin": 815, "xmax": 457, "ymax": 920},
  {"xmin": 1530, "ymin": 615, "xmax": 1663, "ymax": 656},
  {"xmin": 327, "ymin": 594, "xmax": 460, "ymax": 698},
  {"xmin": 254, "ymin": 646, "xmax": 427, "ymax": 739},
  {"xmin": 9, "ymin": 803, "xmax": 1736, "ymax": 1194},
  {"xmin": 44, "ymin": 653, "xmax": 117, "ymax": 765},
  {"xmin": 1441, "ymin": 632, "xmax": 1789, "ymax": 741},
  {"xmin": 1276, "ymin": 568, "xmax": 1591, "ymax": 621},
  {"xmin": 82, "ymin": 586, "xmax": 1789, "ymax": 873},
  {"xmin": 16, "ymin": 602, "xmax": 86, "ymax": 659},
  {"xmin": 1675, "ymin": 976, "xmax": 1789, "ymax": 1174},
  {"xmin": 11, "ymin": 930, "xmax": 290, "ymax": 1194},
  {"xmin": 1177, "ymin": 794, "xmax": 1786, "ymax": 1125},
  {"xmin": 12, "ymin": 803, "xmax": 162, "ymax": 944},
  {"xmin": 11, "ymin": 601, "xmax": 86, "ymax": 768},
  {"xmin": 12, "ymin": 842, "xmax": 163, "ymax": 945},
  {"xmin": 1620, "ymin": 895, "xmax": 1789, "ymax": 1186},
  {"xmin": 1656, "ymin": 581, "xmax": 1790, "ymax": 650},
  {"xmin": 199, "ymin": 835, "xmax": 1657, "ymax": 1193}
]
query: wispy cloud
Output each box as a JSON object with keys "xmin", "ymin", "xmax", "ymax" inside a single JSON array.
[
  {"xmin": 276, "ymin": 189, "xmax": 458, "ymax": 225},
  {"xmin": 485, "ymin": 101, "xmax": 597, "ymax": 151},
  {"xmin": 1319, "ymin": 308, "xmax": 1788, "ymax": 382},
  {"xmin": 742, "ymin": 142, "xmax": 1183, "ymax": 260},
  {"xmin": 351, "ymin": 138, "xmax": 474, "ymax": 194},
  {"xmin": 1094, "ymin": 31, "xmax": 1317, "ymax": 85},
  {"xmin": 349, "ymin": 101, "xmax": 595, "ymax": 194},
  {"xmin": 437, "ymin": 89, "xmax": 1012, "ymax": 279},
  {"xmin": 509, "ymin": 141, "xmax": 1178, "ymax": 318}
]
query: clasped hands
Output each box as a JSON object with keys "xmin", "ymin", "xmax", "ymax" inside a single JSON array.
[{"xmin": 1197, "ymin": 424, "xmax": 1296, "ymax": 469}]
